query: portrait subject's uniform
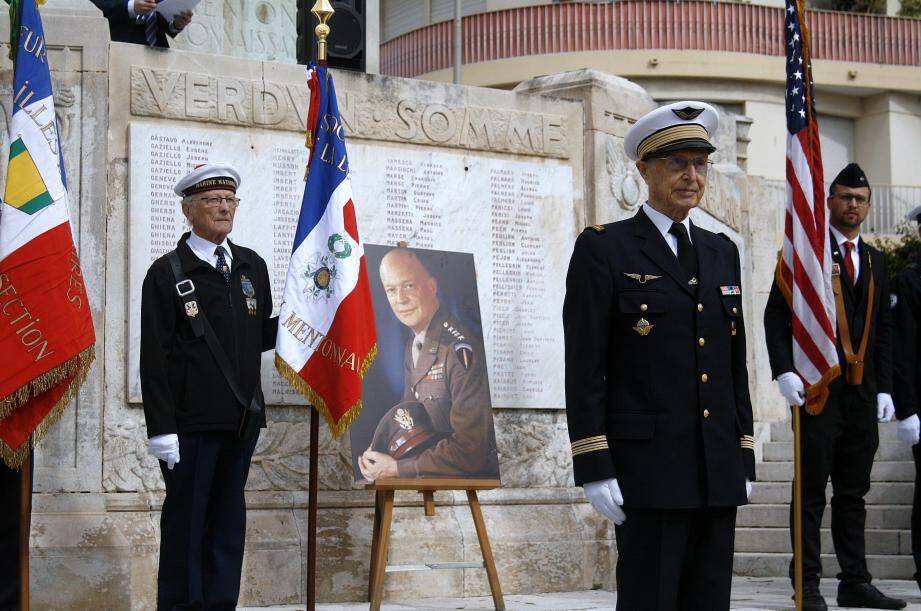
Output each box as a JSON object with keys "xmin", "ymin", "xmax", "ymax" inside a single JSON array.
[{"xmin": 396, "ymin": 306, "xmax": 499, "ymax": 478}]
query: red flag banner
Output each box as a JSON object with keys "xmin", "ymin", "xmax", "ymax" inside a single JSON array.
[{"xmin": 0, "ymin": 0, "xmax": 96, "ymax": 468}]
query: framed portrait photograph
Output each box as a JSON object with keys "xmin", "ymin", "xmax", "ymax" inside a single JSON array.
[{"xmin": 350, "ymin": 244, "xmax": 500, "ymax": 483}]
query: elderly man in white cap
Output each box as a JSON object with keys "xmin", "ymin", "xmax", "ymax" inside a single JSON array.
[
  {"xmin": 563, "ymin": 101, "xmax": 755, "ymax": 610},
  {"xmin": 140, "ymin": 163, "xmax": 278, "ymax": 610}
]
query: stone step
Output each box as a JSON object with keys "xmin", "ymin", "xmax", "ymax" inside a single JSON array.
[
  {"xmin": 737, "ymin": 504, "xmax": 911, "ymax": 529},
  {"xmin": 733, "ymin": 552, "xmax": 916, "ymax": 580},
  {"xmin": 763, "ymin": 441, "xmax": 914, "ymax": 462},
  {"xmin": 757, "ymin": 460, "xmax": 916, "ymax": 483},
  {"xmin": 734, "ymin": 527, "xmax": 908, "ymax": 555},
  {"xmin": 748, "ymin": 481, "xmax": 915, "ymax": 505},
  {"xmin": 770, "ymin": 420, "xmax": 901, "ymax": 442}
]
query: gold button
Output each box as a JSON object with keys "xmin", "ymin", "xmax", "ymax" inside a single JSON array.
[
  {"xmin": 732, "ymin": 307, "xmax": 738, "ymax": 315},
  {"xmin": 703, "ymin": 409, "xmax": 710, "ymax": 418},
  {"xmin": 640, "ymin": 304, "xmax": 648, "ymax": 312},
  {"xmin": 701, "ymin": 373, "xmax": 709, "ymax": 383},
  {"xmin": 697, "ymin": 303, "xmax": 704, "ymax": 312},
  {"xmin": 698, "ymin": 337, "xmax": 706, "ymax": 347}
]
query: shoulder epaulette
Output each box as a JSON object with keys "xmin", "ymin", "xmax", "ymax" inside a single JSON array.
[{"xmin": 585, "ymin": 224, "xmax": 605, "ymax": 234}]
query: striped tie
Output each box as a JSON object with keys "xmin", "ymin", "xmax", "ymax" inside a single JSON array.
[
  {"xmin": 214, "ymin": 246, "xmax": 231, "ymax": 284},
  {"xmin": 141, "ymin": 8, "xmax": 159, "ymax": 47}
]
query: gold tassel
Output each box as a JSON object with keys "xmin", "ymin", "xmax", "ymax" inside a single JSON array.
[
  {"xmin": 275, "ymin": 354, "xmax": 367, "ymax": 439},
  {"xmin": 0, "ymin": 345, "xmax": 95, "ymax": 470}
]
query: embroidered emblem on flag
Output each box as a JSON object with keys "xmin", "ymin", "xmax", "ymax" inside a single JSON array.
[{"xmin": 4, "ymin": 138, "xmax": 53, "ymax": 214}]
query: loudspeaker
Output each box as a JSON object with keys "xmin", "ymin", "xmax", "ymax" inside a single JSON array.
[{"xmin": 297, "ymin": 0, "xmax": 366, "ymax": 72}]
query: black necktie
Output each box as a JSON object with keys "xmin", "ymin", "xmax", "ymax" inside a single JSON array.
[
  {"xmin": 668, "ymin": 222, "xmax": 698, "ymax": 284},
  {"xmin": 214, "ymin": 246, "xmax": 231, "ymax": 284}
]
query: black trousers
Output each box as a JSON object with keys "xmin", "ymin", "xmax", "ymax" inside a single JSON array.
[
  {"xmin": 912, "ymin": 443, "xmax": 921, "ymax": 582},
  {"xmin": 157, "ymin": 431, "xmax": 259, "ymax": 611},
  {"xmin": 0, "ymin": 453, "xmax": 33, "ymax": 611},
  {"xmin": 613, "ymin": 506, "xmax": 737, "ymax": 611},
  {"xmin": 789, "ymin": 389, "xmax": 878, "ymax": 586}
]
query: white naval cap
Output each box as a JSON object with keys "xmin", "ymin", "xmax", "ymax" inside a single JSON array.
[
  {"xmin": 624, "ymin": 101, "xmax": 719, "ymax": 161},
  {"xmin": 174, "ymin": 163, "xmax": 241, "ymax": 197},
  {"xmin": 906, "ymin": 204, "xmax": 921, "ymax": 223}
]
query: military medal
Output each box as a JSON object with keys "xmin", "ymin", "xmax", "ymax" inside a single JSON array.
[
  {"xmin": 241, "ymin": 274, "xmax": 257, "ymax": 315},
  {"xmin": 720, "ymin": 285, "xmax": 741, "ymax": 295},
  {"xmin": 633, "ymin": 318, "xmax": 654, "ymax": 336}
]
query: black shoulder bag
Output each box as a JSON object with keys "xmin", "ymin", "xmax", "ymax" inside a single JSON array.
[{"xmin": 166, "ymin": 251, "xmax": 264, "ymax": 438}]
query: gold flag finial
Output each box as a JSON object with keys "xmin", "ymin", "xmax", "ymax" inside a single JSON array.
[{"xmin": 311, "ymin": 0, "xmax": 335, "ymax": 63}]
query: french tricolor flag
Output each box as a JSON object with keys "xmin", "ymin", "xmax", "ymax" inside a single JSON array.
[{"xmin": 275, "ymin": 65, "xmax": 377, "ymax": 437}]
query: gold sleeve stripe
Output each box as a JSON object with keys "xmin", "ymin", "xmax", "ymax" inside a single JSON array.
[
  {"xmin": 572, "ymin": 442, "xmax": 610, "ymax": 457},
  {"xmin": 740, "ymin": 435, "xmax": 755, "ymax": 441},
  {"xmin": 740, "ymin": 441, "xmax": 755, "ymax": 449},
  {"xmin": 571, "ymin": 435, "xmax": 607, "ymax": 448}
]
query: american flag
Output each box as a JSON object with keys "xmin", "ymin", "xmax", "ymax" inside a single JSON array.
[{"xmin": 775, "ymin": 0, "xmax": 840, "ymax": 415}]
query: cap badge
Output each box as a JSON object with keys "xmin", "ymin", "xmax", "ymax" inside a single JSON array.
[
  {"xmin": 672, "ymin": 106, "xmax": 705, "ymax": 120},
  {"xmin": 394, "ymin": 408, "xmax": 414, "ymax": 430}
]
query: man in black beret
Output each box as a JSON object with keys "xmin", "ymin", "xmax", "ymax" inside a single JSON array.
[
  {"xmin": 890, "ymin": 201, "xmax": 921, "ymax": 595},
  {"xmin": 765, "ymin": 162, "xmax": 904, "ymax": 610}
]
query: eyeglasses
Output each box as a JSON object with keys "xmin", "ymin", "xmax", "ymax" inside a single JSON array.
[
  {"xmin": 196, "ymin": 196, "xmax": 241, "ymax": 209},
  {"xmin": 831, "ymin": 193, "xmax": 870, "ymax": 207},
  {"xmin": 649, "ymin": 155, "xmax": 713, "ymax": 174}
]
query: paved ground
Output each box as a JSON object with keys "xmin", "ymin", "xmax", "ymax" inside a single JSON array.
[{"xmin": 243, "ymin": 577, "xmax": 921, "ymax": 610}]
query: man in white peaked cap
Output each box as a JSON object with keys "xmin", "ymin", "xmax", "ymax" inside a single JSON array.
[{"xmin": 563, "ymin": 101, "xmax": 755, "ymax": 610}]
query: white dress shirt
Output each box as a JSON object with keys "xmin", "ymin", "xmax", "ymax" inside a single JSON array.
[
  {"xmin": 186, "ymin": 230, "xmax": 233, "ymax": 269},
  {"xmin": 830, "ymin": 226, "xmax": 860, "ymax": 281},
  {"xmin": 642, "ymin": 202, "xmax": 692, "ymax": 257}
]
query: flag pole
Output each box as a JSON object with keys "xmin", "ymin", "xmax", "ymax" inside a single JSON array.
[
  {"xmin": 306, "ymin": 5, "xmax": 334, "ymax": 610},
  {"xmin": 19, "ymin": 446, "xmax": 30, "ymax": 611},
  {"xmin": 793, "ymin": 405, "xmax": 804, "ymax": 611}
]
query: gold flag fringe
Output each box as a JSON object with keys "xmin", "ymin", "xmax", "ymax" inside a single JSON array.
[
  {"xmin": 0, "ymin": 345, "xmax": 95, "ymax": 470},
  {"xmin": 274, "ymin": 342, "xmax": 377, "ymax": 439},
  {"xmin": 0, "ymin": 345, "xmax": 92, "ymax": 421}
]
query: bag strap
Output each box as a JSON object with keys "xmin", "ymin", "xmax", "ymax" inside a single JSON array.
[
  {"xmin": 831, "ymin": 259, "xmax": 875, "ymax": 382},
  {"xmin": 166, "ymin": 250, "xmax": 250, "ymax": 410}
]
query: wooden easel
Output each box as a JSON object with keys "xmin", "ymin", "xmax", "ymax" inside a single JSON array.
[{"xmin": 367, "ymin": 478, "xmax": 505, "ymax": 611}]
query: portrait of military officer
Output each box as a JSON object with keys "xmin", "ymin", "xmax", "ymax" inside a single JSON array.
[
  {"xmin": 355, "ymin": 246, "xmax": 499, "ymax": 481},
  {"xmin": 563, "ymin": 101, "xmax": 755, "ymax": 611},
  {"xmin": 139, "ymin": 163, "xmax": 279, "ymax": 611}
]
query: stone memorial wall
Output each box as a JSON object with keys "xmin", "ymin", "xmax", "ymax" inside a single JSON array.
[
  {"xmin": 125, "ymin": 123, "xmax": 574, "ymax": 409},
  {"xmin": 3, "ymin": 4, "xmax": 766, "ymax": 604}
]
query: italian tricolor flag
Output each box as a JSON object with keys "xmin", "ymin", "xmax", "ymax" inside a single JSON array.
[{"xmin": 0, "ymin": 0, "xmax": 95, "ymax": 468}]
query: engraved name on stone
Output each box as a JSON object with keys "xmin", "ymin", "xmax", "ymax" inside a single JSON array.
[{"xmin": 130, "ymin": 67, "xmax": 569, "ymax": 159}]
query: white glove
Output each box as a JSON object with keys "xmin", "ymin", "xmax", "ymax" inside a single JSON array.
[
  {"xmin": 745, "ymin": 479, "xmax": 752, "ymax": 500},
  {"xmin": 148, "ymin": 433, "xmax": 180, "ymax": 470},
  {"xmin": 877, "ymin": 393, "xmax": 895, "ymax": 423},
  {"xmin": 898, "ymin": 414, "xmax": 920, "ymax": 446},
  {"xmin": 584, "ymin": 478, "xmax": 626, "ymax": 525},
  {"xmin": 776, "ymin": 372, "xmax": 805, "ymax": 406}
]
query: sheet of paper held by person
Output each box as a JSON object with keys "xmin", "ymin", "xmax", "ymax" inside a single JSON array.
[{"xmin": 154, "ymin": 0, "xmax": 199, "ymax": 22}]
